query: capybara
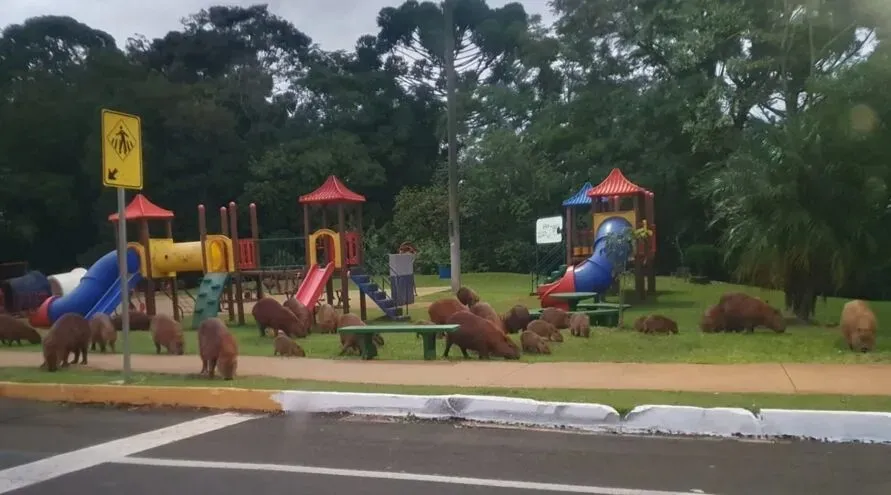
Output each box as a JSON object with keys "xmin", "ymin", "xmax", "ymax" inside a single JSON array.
[
  {"xmin": 89, "ymin": 313, "xmax": 116, "ymax": 353},
  {"xmin": 502, "ymin": 304, "xmax": 531, "ymax": 333},
  {"xmin": 569, "ymin": 313, "xmax": 590, "ymax": 338},
  {"xmin": 520, "ymin": 330, "xmax": 551, "ymax": 354},
  {"xmin": 0, "ymin": 314, "xmax": 41, "ymax": 345},
  {"xmin": 840, "ymin": 299, "xmax": 877, "ymax": 353},
  {"xmin": 316, "ymin": 303, "xmax": 338, "ymax": 334},
  {"xmin": 427, "ymin": 298, "xmax": 468, "ymax": 324},
  {"xmin": 282, "ymin": 298, "xmax": 313, "ymax": 337},
  {"xmin": 111, "ymin": 310, "xmax": 152, "ymax": 331},
  {"xmin": 197, "ymin": 317, "xmax": 238, "ymax": 380},
  {"xmin": 273, "ymin": 330, "xmax": 306, "ymax": 357},
  {"xmin": 470, "ymin": 302, "xmax": 506, "ymax": 333},
  {"xmin": 455, "ymin": 286, "xmax": 480, "ymax": 306},
  {"xmin": 413, "ymin": 319, "xmax": 444, "ymax": 339},
  {"xmin": 527, "ymin": 319, "xmax": 563, "ymax": 342},
  {"xmin": 41, "ymin": 313, "xmax": 91, "ymax": 371},
  {"xmin": 541, "ymin": 307, "xmax": 570, "ymax": 329},
  {"xmin": 633, "ymin": 316, "xmax": 648, "ymax": 332},
  {"xmin": 444, "ymin": 310, "xmax": 520, "ymax": 360},
  {"xmin": 640, "ymin": 315, "xmax": 679, "ymax": 334},
  {"xmin": 336, "ymin": 313, "xmax": 384, "ymax": 355},
  {"xmin": 718, "ymin": 292, "xmax": 786, "ymax": 333},
  {"xmin": 150, "ymin": 314, "xmax": 184, "ymax": 355},
  {"xmin": 699, "ymin": 305, "xmax": 725, "ymax": 333},
  {"xmin": 251, "ymin": 297, "xmax": 306, "ymax": 338}
]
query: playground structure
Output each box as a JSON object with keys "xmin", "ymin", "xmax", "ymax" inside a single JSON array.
[{"xmin": 537, "ymin": 168, "xmax": 657, "ymax": 309}]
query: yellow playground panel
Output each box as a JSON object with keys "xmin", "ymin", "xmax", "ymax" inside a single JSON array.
[
  {"xmin": 128, "ymin": 234, "xmax": 235, "ymax": 278},
  {"xmin": 592, "ymin": 210, "xmax": 638, "ymax": 239},
  {"xmin": 308, "ymin": 228, "xmax": 343, "ymax": 268}
]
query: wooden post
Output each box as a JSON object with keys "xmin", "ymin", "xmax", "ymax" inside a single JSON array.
[
  {"xmin": 646, "ymin": 191, "xmax": 656, "ymax": 295},
  {"xmin": 166, "ymin": 219, "xmax": 179, "ymax": 321},
  {"xmin": 356, "ymin": 205, "xmax": 367, "ymax": 320},
  {"xmin": 249, "ymin": 203, "xmax": 262, "ymax": 300},
  {"xmin": 198, "ymin": 205, "xmax": 208, "ymax": 273},
  {"xmin": 564, "ymin": 206, "xmax": 573, "ymax": 265},
  {"xmin": 220, "ymin": 206, "xmax": 234, "ymax": 321},
  {"xmin": 338, "ymin": 203, "xmax": 349, "ymax": 314},
  {"xmin": 303, "ymin": 204, "xmax": 311, "ymax": 268},
  {"xmin": 139, "ymin": 219, "xmax": 156, "ymax": 316},
  {"xmin": 229, "ymin": 202, "xmax": 245, "ymax": 325},
  {"xmin": 632, "ymin": 194, "xmax": 645, "ymax": 301}
]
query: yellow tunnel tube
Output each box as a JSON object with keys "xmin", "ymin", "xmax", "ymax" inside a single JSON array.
[
  {"xmin": 308, "ymin": 229, "xmax": 342, "ymax": 268},
  {"xmin": 133, "ymin": 235, "xmax": 235, "ymax": 278}
]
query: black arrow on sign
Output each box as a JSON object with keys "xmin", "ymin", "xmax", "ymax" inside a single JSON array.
[{"xmin": 107, "ymin": 168, "xmax": 119, "ymax": 181}]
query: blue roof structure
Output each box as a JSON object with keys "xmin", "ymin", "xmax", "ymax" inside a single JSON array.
[{"xmin": 562, "ymin": 182, "xmax": 608, "ymax": 207}]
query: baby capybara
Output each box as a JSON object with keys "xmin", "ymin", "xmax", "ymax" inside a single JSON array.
[
  {"xmin": 111, "ymin": 310, "xmax": 151, "ymax": 331},
  {"xmin": 316, "ymin": 303, "xmax": 338, "ymax": 334},
  {"xmin": 502, "ymin": 304, "xmax": 531, "ymax": 333},
  {"xmin": 337, "ymin": 313, "xmax": 367, "ymax": 356},
  {"xmin": 520, "ymin": 330, "xmax": 551, "ymax": 354},
  {"xmin": 428, "ymin": 298, "xmax": 468, "ymax": 324},
  {"xmin": 282, "ymin": 298, "xmax": 313, "ymax": 337},
  {"xmin": 252, "ymin": 297, "xmax": 306, "ymax": 338},
  {"xmin": 841, "ymin": 299, "xmax": 877, "ymax": 353},
  {"xmin": 197, "ymin": 317, "xmax": 238, "ymax": 380},
  {"xmin": 444, "ymin": 310, "xmax": 519, "ymax": 360},
  {"xmin": 640, "ymin": 315, "xmax": 679, "ymax": 334},
  {"xmin": 470, "ymin": 302, "xmax": 506, "ymax": 333},
  {"xmin": 150, "ymin": 314, "xmax": 184, "ymax": 355},
  {"xmin": 42, "ymin": 313, "xmax": 91, "ymax": 372},
  {"xmin": 699, "ymin": 305, "xmax": 725, "ymax": 333},
  {"xmin": 718, "ymin": 292, "xmax": 786, "ymax": 333},
  {"xmin": 0, "ymin": 314, "xmax": 41, "ymax": 345},
  {"xmin": 89, "ymin": 313, "xmax": 116, "ymax": 353},
  {"xmin": 455, "ymin": 286, "xmax": 480, "ymax": 306},
  {"xmin": 273, "ymin": 330, "xmax": 306, "ymax": 357},
  {"xmin": 527, "ymin": 319, "xmax": 563, "ymax": 342},
  {"xmin": 541, "ymin": 307, "xmax": 570, "ymax": 329},
  {"xmin": 569, "ymin": 313, "xmax": 590, "ymax": 338}
]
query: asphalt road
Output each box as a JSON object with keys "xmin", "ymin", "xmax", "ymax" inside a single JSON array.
[{"xmin": 2, "ymin": 398, "xmax": 891, "ymax": 494}]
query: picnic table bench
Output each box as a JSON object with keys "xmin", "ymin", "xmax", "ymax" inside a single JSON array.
[
  {"xmin": 548, "ymin": 291, "xmax": 599, "ymax": 311},
  {"xmin": 338, "ymin": 324, "xmax": 459, "ymax": 361},
  {"xmin": 529, "ymin": 308, "xmax": 620, "ymax": 327},
  {"xmin": 577, "ymin": 301, "xmax": 632, "ymax": 311}
]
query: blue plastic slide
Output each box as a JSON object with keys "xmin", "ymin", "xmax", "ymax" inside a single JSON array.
[
  {"xmin": 572, "ymin": 216, "xmax": 633, "ymax": 293},
  {"xmin": 47, "ymin": 248, "xmax": 142, "ymax": 321}
]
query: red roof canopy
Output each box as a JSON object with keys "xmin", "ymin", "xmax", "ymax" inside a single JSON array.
[
  {"xmin": 299, "ymin": 175, "xmax": 366, "ymax": 205},
  {"xmin": 108, "ymin": 193, "xmax": 175, "ymax": 222},
  {"xmin": 587, "ymin": 168, "xmax": 650, "ymax": 197}
]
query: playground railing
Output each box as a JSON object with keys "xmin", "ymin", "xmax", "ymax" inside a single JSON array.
[
  {"xmin": 252, "ymin": 237, "xmax": 306, "ymax": 269},
  {"xmin": 363, "ymin": 257, "xmax": 412, "ymax": 318},
  {"xmin": 530, "ymin": 242, "xmax": 565, "ymax": 293}
]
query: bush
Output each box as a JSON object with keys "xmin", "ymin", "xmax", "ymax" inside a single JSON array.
[{"xmin": 684, "ymin": 244, "xmax": 724, "ymax": 278}]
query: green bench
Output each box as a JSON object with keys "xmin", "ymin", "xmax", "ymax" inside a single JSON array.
[
  {"xmin": 338, "ymin": 324, "xmax": 459, "ymax": 361},
  {"xmin": 577, "ymin": 302, "xmax": 632, "ymax": 311},
  {"xmin": 529, "ymin": 308, "xmax": 621, "ymax": 327}
]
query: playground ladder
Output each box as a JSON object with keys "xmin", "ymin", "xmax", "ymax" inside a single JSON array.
[{"xmin": 191, "ymin": 273, "xmax": 230, "ymax": 330}]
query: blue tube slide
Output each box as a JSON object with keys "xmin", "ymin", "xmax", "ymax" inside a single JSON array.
[
  {"xmin": 47, "ymin": 248, "xmax": 142, "ymax": 321},
  {"xmin": 573, "ymin": 216, "xmax": 633, "ymax": 293}
]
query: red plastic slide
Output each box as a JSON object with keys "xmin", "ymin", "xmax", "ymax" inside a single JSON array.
[{"xmin": 295, "ymin": 262, "xmax": 335, "ymax": 308}]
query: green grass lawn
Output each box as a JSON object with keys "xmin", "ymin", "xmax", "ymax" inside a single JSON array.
[
  {"xmin": 3, "ymin": 367, "xmax": 890, "ymax": 414},
  {"xmin": 7, "ymin": 274, "xmax": 889, "ymax": 364}
]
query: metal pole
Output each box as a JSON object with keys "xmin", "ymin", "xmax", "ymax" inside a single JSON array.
[
  {"xmin": 444, "ymin": 0, "xmax": 461, "ymax": 291},
  {"xmin": 116, "ymin": 187, "xmax": 131, "ymax": 383}
]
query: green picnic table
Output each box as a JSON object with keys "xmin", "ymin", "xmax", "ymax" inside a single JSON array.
[
  {"xmin": 577, "ymin": 301, "xmax": 632, "ymax": 311},
  {"xmin": 338, "ymin": 324, "xmax": 459, "ymax": 360},
  {"xmin": 549, "ymin": 292, "xmax": 599, "ymax": 311}
]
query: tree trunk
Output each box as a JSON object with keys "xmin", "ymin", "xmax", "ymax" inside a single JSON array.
[{"xmin": 784, "ymin": 268, "xmax": 817, "ymax": 322}]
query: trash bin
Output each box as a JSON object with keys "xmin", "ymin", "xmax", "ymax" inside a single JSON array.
[
  {"xmin": 389, "ymin": 254, "xmax": 416, "ymax": 306},
  {"xmin": 437, "ymin": 264, "xmax": 451, "ymax": 279}
]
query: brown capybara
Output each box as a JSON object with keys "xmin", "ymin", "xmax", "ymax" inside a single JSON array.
[
  {"xmin": 41, "ymin": 313, "xmax": 91, "ymax": 371},
  {"xmin": 336, "ymin": 313, "xmax": 384, "ymax": 355},
  {"xmin": 444, "ymin": 310, "xmax": 520, "ymax": 360},
  {"xmin": 470, "ymin": 302, "xmax": 506, "ymax": 333},
  {"xmin": 316, "ymin": 303, "xmax": 338, "ymax": 334},
  {"xmin": 89, "ymin": 313, "xmax": 116, "ymax": 353},
  {"xmin": 273, "ymin": 330, "xmax": 306, "ymax": 357},
  {"xmin": 150, "ymin": 314, "xmax": 184, "ymax": 355},
  {"xmin": 0, "ymin": 314, "xmax": 41, "ymax": 345},
  {"xmin": 428, "ymin": 298, "xmax": 468, "ymax": 324},
  {"xmin": 633, "ymin": 316, "xmax": 648, "ymax": 332},
  {"xmin": 251, "ymin": 297, "xmax": 305, "ymax": 338},
  {"xmin": 413, "ymin": 319, "xmax": 444, "ymax": 340},
  {"xmin": 718, "ymin": 292, "xmax": 786, "ymax": 333},
  {"xmin": 699, "ymin": 305, "xmax": 725, "ymax": 333},
  {"xmin": 840, "ymin": 300, "xmax": 877, "ymax": 353},
  {"xmin": 520, "ymin": 330, "xmax": 551, "ymax": 354},
  {"xmin": 502, "ymin": 304, "xmax": 531, "ymax": 333},
  {"xmin": 455, "ymin": 286, "xmax": 480, "ymax": 306},
  {"xmin": 282, "ymin": 298, "xmax": 313, "ymax": 337},
  {"xmin": 640, "ymin": 315, "xmax": 679, "ymax": 334},
  {"xmin": 197, "ymin": 317, "xmax": 238, "ymax": 380},
  {"xmin": 569, "ymin": 313, "xmax": 590, "ymax": 338},
  {"xmin": 541, "ymin": 307, "xmax": 570, "ymax": 329},
  {"xmin": 527, "ymin": 319, "xmax": 563, "ymax": 342},
  {"xmin": 111, "ymin": 310, "xmax": 152, "ymax": 331}
]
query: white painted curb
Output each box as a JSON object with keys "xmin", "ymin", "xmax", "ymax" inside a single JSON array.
[{"xmin": 271, "ymin": 391, "xmax": 891, "ymax": 444}]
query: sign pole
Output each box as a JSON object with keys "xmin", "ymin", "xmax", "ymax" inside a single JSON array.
[{"xmin": 116, "ymin": 187, "xmax": 132, "ymax": 382}]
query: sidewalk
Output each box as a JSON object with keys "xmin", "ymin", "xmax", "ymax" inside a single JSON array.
[{"xmin": 3, "ymin": 350, "xmax": 891, "ymax": 396}]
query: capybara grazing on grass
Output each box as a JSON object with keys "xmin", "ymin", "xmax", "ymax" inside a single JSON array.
[
  {"xmin": 456, "ymin": 286, "xmax": 480, "ymax": 306},
  {"xmin": 444, "ymin": 311, "xmax": 520, "ymax": 360},
  {"xmin": 336, "ymin": 313, "xmax": 383, "ymax": 355},
  {"xmin": 0, "ymin": 314, "xmax": 41, "ymax": 345},
  {"xmin": 569, "ymin": 313, "xmax": 590, "ymax": 338},
  {"xmin": 89, "ymin": 313, "xmax": 116, "ymax": 353},
  {"xmin": 633, "ymin": 316, "xmax": 647, "ymax": 332},
  {"xmin": 316, "ymin": 303, "xmax": 338, "ymax": 334},
  {"xmin": 42, "ymin": 313, "xmax": 91, "ymax": 371},
  {"xmin": 150, "ymin": 314, "xmax": 184, "ymax": 355},
  {"xmin": 520, "ymin": 330, "xmax": 551, "ymax": 354},
  {"xmin": 273, "ymin": 330, "xmax": 306, "ymax": 357},
  {"xmin": 197, "ymin": 317, "xmax": 238, "ymax": 380},
  {"xmin": 639, "ymin": 315, "xmax": 679, "ymax": 334},
  {"xmin": 527, "ymin": 319, "xmax": 563, "ymax": 342},
  {"xmin": 428, "ymin": 298, "xmax": 468, "ymax": 324},
  {"xmin": 282, "ymin": 298, "xmax": 313, "ymax": 336},
  {"xmin": 541, "ymin": 307, "xmax": 570, "ymax": 329},
  {"xmin": 111, "ymin": 310, "xmax": 152, "ymax": 331},
  {"xmin": 252, "ymin": 297, "xmax": 306, "ymax": 338},
  {"xmin": 502, "ymin": 304, "xmax": 531, "ymax": 333},
  {"xmin": 470, "ymin": 302, "xmax": 506, "ymax": 333},
  {"xmin": 718, "ymin": 292, "xmax": 786, "ymax": 333},
  {"xmin": 841, "ymin": 300, "xmax": 877, "ymax": 353},
  {"xmin": 699, "ymin": 305, "xmax": 725, "ymax": 333}
]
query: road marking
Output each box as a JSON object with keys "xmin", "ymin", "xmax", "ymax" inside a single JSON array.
[
  {"xmin": 113, "ymin": 456, "xmax": 718, "ymax": 495},
  {"xmin": 0, "ymin": 412, "xmax": 259, "ymax": 494}
]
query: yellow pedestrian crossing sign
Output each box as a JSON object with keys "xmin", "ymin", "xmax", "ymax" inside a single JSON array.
[{"xmin": 101, "ymin": 109, "xmax": 143, "ymax": 190}]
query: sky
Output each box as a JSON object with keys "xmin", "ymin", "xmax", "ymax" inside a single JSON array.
[{"xmin": 0, "ymin": 0, "xmax": 555, "ymax": 51}]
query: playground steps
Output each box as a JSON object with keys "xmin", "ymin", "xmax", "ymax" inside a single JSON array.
[
  {"xmin": 349, "ymin": 268, "xmax": 409, "ymax": 321},
  {"xmin": 191, "ymin": 273, "xmax": 230, "ymax": 330}
]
